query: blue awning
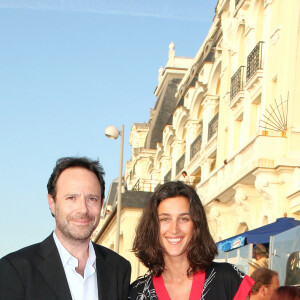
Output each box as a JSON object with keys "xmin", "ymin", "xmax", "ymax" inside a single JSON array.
[{"xmin": 217, "ymin": 217, "xmax": 300, "ymax": 252}]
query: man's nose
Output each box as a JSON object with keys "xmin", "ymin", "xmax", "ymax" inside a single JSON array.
[{"xmin": 76, "ymin": 197, "xmax": 88, "ymax": 213}]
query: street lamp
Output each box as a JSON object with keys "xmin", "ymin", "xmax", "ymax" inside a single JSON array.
[{"xmin": 104, "ymin": 124, "xmax": 124, "ymax": 253}]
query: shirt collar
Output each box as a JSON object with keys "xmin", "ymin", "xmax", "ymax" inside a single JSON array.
[{"xmin": 53, "ymin": 231, "xmax": 96, "ymax": 268}]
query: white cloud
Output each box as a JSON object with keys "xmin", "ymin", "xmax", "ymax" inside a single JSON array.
[{"xmin": 0, "ymin": 0, "xmax": 212, "ymax": 21}]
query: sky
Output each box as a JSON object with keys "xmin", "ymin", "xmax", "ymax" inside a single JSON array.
[{"xmin": 0, "ymin": 0, "xmax": 218, "ymax": 258}]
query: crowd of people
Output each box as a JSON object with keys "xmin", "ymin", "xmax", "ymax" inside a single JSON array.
[{"xmin": 0, "ymin": 156, "xmax": 298, "ymax": 299}]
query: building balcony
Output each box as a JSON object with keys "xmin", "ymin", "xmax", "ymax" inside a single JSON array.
[
  {"xmin": 230, "ymin": 66, "xmax": 245, "ymax": 107},
  {"xmin": 190, "ymin": 133, "xmax": 202, "ymax": 161},
  {"xmin": 176, "ymin": 154, "xmax": 185, "ymax": 175},
  {"xmin": 132, "ymin": 178, "xmax": 164, "ymax": 192},
  {"xmin": 245, "ymin": 41, "xmax": 264, "ymax": 98},
  {"xmin": 208, "ymin": 113, "xmax": 219, "ymax": 141},
  {"xmin": 196, "ymin": 133, "xmax": 287, "ymax": 206},
  {"xmin": 246, "ymin": 41, "xmax": 263, "ymax": 82}
]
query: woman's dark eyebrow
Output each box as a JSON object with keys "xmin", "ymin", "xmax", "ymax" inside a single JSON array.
[{"xmin": 158, "ymin": 212, "xmax": 190, "ymax": 216}]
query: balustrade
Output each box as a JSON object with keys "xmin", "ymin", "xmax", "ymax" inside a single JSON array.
[
  {"xmin": 190, "ymin": 134, "xmax": 202, "ymax": 160},
  {"xmin": 176, "ymin": 154, "xmax": 185, "ymax": 175},
  {"xmin": 246, "ymin": 41, "xmax": 263, "ymax": 82},
  {"xmin": 230, "ymin": 66, "xmax": 245, "ymax": 100},
  {"xmin": 208, "ymin": 113, "xmax": 219, "ymax": 140}
]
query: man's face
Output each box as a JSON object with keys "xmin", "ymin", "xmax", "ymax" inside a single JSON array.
[
  {"xmin": 263, "ymin": 275, "xmax": 279, "ymax": 300},
  {"xmin": 48, "ymin": 167, "xmax": 102, "ymax": 243}
]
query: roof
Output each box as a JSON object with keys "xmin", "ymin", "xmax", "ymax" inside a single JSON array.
[{"xmin": 217, "ymin": 218, "xmax": 300, "ymax": 252}]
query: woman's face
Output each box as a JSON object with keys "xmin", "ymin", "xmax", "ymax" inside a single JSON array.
[{"xmin": 157, "ymin": 196, "xmax": 194, "ymax": 258}]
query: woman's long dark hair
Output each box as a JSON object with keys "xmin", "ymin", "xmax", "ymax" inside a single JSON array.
[{"xmin": 132, "ymin": 181, "xmax": 218, "ymax": 277}]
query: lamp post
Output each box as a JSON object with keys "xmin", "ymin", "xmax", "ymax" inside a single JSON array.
[{"xmin": 104, "ymin": 124, "xmax": 124, "ymax": 253}]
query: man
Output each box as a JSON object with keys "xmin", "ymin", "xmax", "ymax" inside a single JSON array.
[
  {"xmin": 0, "ymin": 157, "xmax": 131, "ymax": 300},
  {"xmin": 249, "ymin": 244, "xmax": 269, "ymax": 275},
  {"xmin": 249, "ymin": 268, "xmax": 279, "ymax": 300},
  {"xmin": 181, "ymin": 170, "xmax": 190, "ymax": 185},
  {"xmin": 122, "ymin": 176, "xmax": 128, "ymax": 192}
]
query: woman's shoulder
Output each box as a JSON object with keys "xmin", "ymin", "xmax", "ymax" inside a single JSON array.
[
  {"xmin": 130, "ymin": 273, "xmax": 152, "ymax": 288},
  {"xmin": 129, "ymin": 274, "xmax": 157, "ymax": 300},
  {"xmin": 129, "ymin": 273, "xmax": 153, "ymax": 293},
  {"xmin": 206, "ymin": 262, "xmax": 246, "ymax": 279},
  {"xmin": 202, "ymin": 262, "xmax": 253, "ymax": 299}
]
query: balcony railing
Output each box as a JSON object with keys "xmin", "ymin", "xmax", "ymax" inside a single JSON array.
[
  {"xmin": 164, "ymin": 169, "xmax": 171, "ymax": 182},
  {"xmin": 190, "ymin": 133, "xmax": 202, "ymax": 161},
  {"xmin": 132, "ymin": 178, "xmax": 167, "ymax": 192},
  {"xmin": 208, "ymin": 113, "xmax": 219, "ymax": 140},
  {"xmin": 132, "ymin": 178, "xmax": 144, "ymax": 191},
  {"xmin": 176, "ymin": 154, "xmax": 185, "ymax": 175},
  {"xmin": 246, "ymin": 41, "xmax": 263, "ymax": 82},
  {"xmin": 230, "ymin": 66, "xmax": 245, "ymax": 100}
]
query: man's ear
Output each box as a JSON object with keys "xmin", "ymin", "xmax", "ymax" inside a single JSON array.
[
  {"xmin": 48, "ymin": 194, "xmax": 55, "ymax": 216},
  {"xmin": 260, "ymin": 285, "xmax": 267, "ymax": 296},
  {"xmin": 101, "ymin": 197, "xmax": 105, "ymax": 210},
  {"xmin": 257, "ymin": 285, "xmax": 264, "ymax": 296}
]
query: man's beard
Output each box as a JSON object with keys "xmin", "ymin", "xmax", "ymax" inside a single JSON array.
[{"xmin": 55, "ymin": 210, "xmax": 98, "ymax": 242}]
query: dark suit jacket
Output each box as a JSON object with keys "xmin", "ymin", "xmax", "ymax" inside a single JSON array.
[{"xmin": 0, "ymin": 234, "xmax": 131, "ymax": 300}]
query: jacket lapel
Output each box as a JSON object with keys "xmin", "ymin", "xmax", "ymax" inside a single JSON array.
[
  {"xmin": 94, "ymin": 245, "xmax": 114, "ymax": 300},
  {"xmin": 36, "ymin": 234, "xmax": 72, "ymax": 300}
]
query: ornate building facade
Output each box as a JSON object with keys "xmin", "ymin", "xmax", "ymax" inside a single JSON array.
[{"xmin": 94, "ymin": 0, "xmax": 300, "ymax": 280}]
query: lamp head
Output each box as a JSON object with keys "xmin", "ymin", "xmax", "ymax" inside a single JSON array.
[{"xmin": 105, "ymin": 125, "xmax": 120, "ymax": 140}]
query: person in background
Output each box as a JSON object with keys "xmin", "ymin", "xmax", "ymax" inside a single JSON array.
[
  {"xmin": 181, "ymin": 171, "xmax": 190, "ymax": 185},
  {"xmin": 129, "ymin": 181, "xmax": 254, "ymax": 299},
  {"xmin": 270, "ymin": 285, "xmax": 300, "ymax": 300},
  {"xmin": 249, "ymin": 244, "xmax": 269, "ymax": 275},
  {"xmin": 0, "ymin": 157, "xmax": 131, "ymax": 300},
  {"xmin": 122, "ymin": 176, "xmax": 128, "ymax": 192},
  {"xmin": 249, "ymin": 268, "xmax": 279, "ymax": 300}
]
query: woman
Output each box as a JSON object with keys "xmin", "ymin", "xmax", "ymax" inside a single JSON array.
[
  {"xmin": 129, "ymin": 181, "xmax": 254, "ymax": 299},
  {"xmin": 270, "ymin": 286, "xmax": 300, "ymax": 300}
]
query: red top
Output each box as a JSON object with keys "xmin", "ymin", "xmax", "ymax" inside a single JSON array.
[
  {"xmin": 152, "ymin": 271, "xmax": 253, "ymax": 300},
  {"xmin": 233, "ymin": 276, "xmax": 255, "ymax": 300},
  {"xmin": 152, "ymin": 271, "xmax": 205, "ymax": 300}
]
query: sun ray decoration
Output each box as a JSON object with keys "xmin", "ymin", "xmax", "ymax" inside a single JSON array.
[{"xmin": 260, "ymin": 94, "xmax": 288, "ymax": 132}]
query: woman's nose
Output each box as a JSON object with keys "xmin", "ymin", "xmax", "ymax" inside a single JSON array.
[{"xmin": 170, "ymin": 220, "xmax": 179, "ymax": 234}]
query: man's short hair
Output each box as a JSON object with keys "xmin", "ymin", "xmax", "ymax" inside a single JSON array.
[
  {"xmin": 47, "ymin": 157, "xmax": 105, "ymax": 202},
  {"xmin": 250, "ymin": 268, "xmax": 278, "ymax": 295}
]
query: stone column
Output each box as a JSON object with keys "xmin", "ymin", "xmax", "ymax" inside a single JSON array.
[
  {"xmin": 254, "ymin": 169, "xmax": 282, "ymax": 222},
  {"xmin": 200, "ymin": 158, "xmax": 215, "ymax": 181},
  {"xmin": 151, "ymin": 169, "xmax": 161, "ymax": 191},
  {"xmin": 160, "ymin": 155, "xmax": 171, "ymax": 182},
  {"xmin": 233, "ymin": 183, "xmax": 261, "ymax": 229},
  {"xmin": 171, "ymin": 139, "xmax": 186, "ymax": 179},
  {"xmin": 206, "ymin": 201, "xmax": 230, "ymax": 241}
]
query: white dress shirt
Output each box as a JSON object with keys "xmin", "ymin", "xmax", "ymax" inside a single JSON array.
[{"xmin": 53, "ymin": 232, "xmax": 98, "ymax": 300}]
